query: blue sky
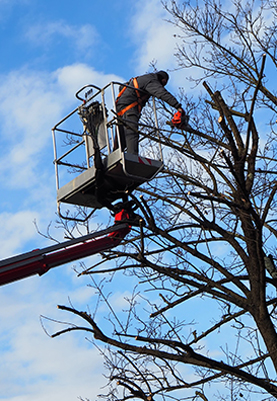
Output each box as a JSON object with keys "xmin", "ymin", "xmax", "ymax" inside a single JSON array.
[
  {"xmin": 0, "ymin": 1, "xmax": 191, "ymax": 401},
  {"xmin": 0, "ymin": 0, "xmax": 186, "ymax": 258}
]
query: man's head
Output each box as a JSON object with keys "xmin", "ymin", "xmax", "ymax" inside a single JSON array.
[{"xmin": 157, "ymin": 70, "xmax": 169, "ymax": 86}]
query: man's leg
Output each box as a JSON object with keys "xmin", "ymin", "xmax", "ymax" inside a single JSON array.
[{"xmin": 123, "ymin": 112, "xmax": 139, "ymax": 154}]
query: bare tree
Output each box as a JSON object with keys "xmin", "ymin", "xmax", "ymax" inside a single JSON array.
[{"xmin": 46, "ymin": 1, "xmax": 277, "ymax": 400}]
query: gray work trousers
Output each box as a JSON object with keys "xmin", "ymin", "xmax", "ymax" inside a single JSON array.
[{"xmin": 120, "ymin": 111, "xmax": 139, "ymax": 154}]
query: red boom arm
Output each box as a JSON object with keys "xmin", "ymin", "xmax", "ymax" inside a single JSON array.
[{"xmin": 0, "ymin": 210, "xmax": 131, "ymax": 286}]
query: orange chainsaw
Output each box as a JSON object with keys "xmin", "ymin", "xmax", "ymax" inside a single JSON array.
[{"xmin": 168, "ymin": 110, "xmax": 189, "ymax": 130}]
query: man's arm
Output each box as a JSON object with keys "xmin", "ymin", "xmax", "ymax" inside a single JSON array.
[{"xmin": 144, "ymin": 78, "xmax": 182, "ymax": 109}]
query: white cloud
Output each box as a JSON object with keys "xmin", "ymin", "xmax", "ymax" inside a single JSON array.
[
  {"xmin": 25, "ymin": 20, "xmax": 99, "ymax": 55},
  {"xmin": 0, "ymin": 211, "xmax": 40, "ymax": 259},
  {"xmin": 130, "ymin": 1, "xmax": 178, "ymax": 71},
  {"xmin": 0, "ymin": 5, "xmax": 189, "ymax": 401},
  {"xmin": 0, "ymin": 63, "xmax": 124, "ymax": 259},
  {"xmin": 0, "ymin": 69, "xmax": 63, "ymax": 190},
  {"xmin": 128, "ymin": 0, "xmax": 190, "ymax": 92},
  {"xmin": 0, "ymin": 64, "xmax": 123, "ymax": 190},
  {"xmin": 0, "ymin": 277, "xmax": 106, "ymax": 401},
  {"xmin": 54, "ymin": 63, "xmax": 122, "ymax": 98}
]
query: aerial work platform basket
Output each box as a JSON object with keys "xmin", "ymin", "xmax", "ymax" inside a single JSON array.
[{"xmin": 52, "ymin": 82, "xmax": 164, "ymax": 213}]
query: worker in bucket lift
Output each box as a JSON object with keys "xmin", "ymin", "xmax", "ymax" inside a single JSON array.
[{"xmin": 116, "ymin": 70, "xmax": 189, "ymax": 154}]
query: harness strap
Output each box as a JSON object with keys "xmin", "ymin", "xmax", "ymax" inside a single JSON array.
[
  {"xmin": 116, "ymin": 84, "xmax": 128, "ymax": 100},
  {"xmin": 133, "ymin": 77, "xmax": 142, "ymax": 113},
  {"xmin": 116, "ymin": 77, "xmax": 142, "ymax": 117},
  {"xmin": 117, "ymin": 100, "xmax": 139, "ymax": 116}
]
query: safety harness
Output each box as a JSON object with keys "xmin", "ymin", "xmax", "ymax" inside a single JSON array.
[{"xmin": 116, "ymin": 77, "xmax": 143, "ymax": 116}]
